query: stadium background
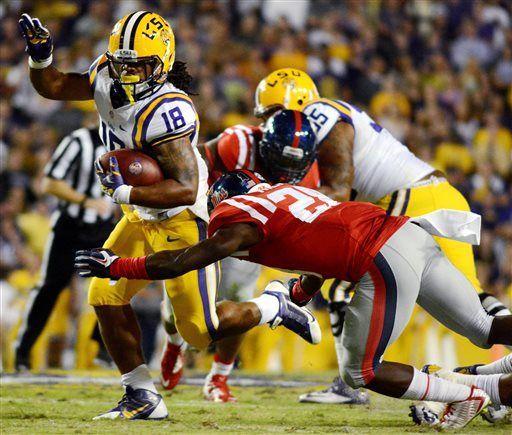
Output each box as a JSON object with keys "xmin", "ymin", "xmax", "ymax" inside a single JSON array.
[{"xmin": 0, "ymin": 0, "xmax": 510, "ymax": 374}]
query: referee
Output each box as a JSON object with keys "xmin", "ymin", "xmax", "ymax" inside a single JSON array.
[{"xmin": 15, "ymin": 124, "xmax": 115, "ymax": 371}]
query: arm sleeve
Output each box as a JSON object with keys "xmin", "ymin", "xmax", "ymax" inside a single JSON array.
[
  {"xmin": 44, "ymin": 136, "xmax": 81, "ymax": 180},
  {"xmin": 216, "ymin": 125, "xmax": 260, "ymax": 170},
  {"xmin": 208, "ymin": 200, "xmax": 269, "ymax": 239},
  {"xmin": 132, "ymin": 93, "xmax": 198, "ymax": 148},
  {"xmin": 303, "ymin": 100, "xmax": 353, "ymax": 144}
]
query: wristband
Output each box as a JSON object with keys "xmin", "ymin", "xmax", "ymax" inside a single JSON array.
[
  {"xmin": 112, "ymin": 185, "xmax": 132, "ymax": 204},
  {"xmin": 110, "ymin": 256, "xmax": 149, "ymax": 280},
  {"xmin": 28, "ymin": 54, "xmax": 53, "ymax": 69},
  {"xmin": 291, "ymin": 278, "xmax": 315, "ymax": 306}
]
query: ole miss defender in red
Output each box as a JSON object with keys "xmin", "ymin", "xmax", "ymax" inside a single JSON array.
[{"xmin": 77, "ymin": 170, "xmax": 512, "ymax": 429}]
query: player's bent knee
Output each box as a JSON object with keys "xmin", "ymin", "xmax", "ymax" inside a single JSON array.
[
  {"xmin": 175, "ymin": 318, "xmax": 212, "ymax": 350},
  {"xmin": 339, "ymin": 364, "xmax": 368, "ymax": 389},
  {"xmin": 465, "ymin": 313, "xmax": 494, "ymax": 348}
]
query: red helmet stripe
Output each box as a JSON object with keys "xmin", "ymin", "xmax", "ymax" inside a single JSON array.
[{"xmin": 291, "ymin": 110, "xmax": 302, "ymax": 148}]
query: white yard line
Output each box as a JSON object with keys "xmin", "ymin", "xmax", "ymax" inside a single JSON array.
[{"xmin": 0, "ymin": 374, "xmax": 322, "ymax": 388}]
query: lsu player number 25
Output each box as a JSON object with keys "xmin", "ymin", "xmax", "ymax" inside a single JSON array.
[
  {"xmin": 253, "ymin": 68, "xmax": 511, "ymax": 405},
  {"xmin": 19, "ymin": 11, "xmax": 217, "ymax": 420}
]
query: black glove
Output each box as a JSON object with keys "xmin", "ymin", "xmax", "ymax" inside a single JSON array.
[
  {"xmin": 75, "ymin": 249, "xmax": 120, "ymax": 279},
  {"xmin": 19, "ymin": 13, "xmax": 53, "ymax": 64}
]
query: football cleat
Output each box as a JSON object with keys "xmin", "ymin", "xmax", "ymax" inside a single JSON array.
[
  {"xmin": 203, "ymin": 374, "xmax": 237, "ymax": 403},
  {"xmin": 453, "ymin": 364, "xmax": 482, "ymax": 375},
  {"xmin": 409, "ymin": 402, "xmax": 443, "ymax": 426},
  {"xmin": 439, "ymin": 386, "xmax": 490, "ymax": 429},
  {"xmin": 160, "ymin": 341, "xmax": 185, "ymax": 391},
  {"xmin": 93, "ymin": 386, "xmax": 168, "ymax": 420},
  {"xmin": 263, "ymin": 281, "xmax": 321, "ymax": 345},
  {"xmin": 481, "ymin": 403, "xmax": 512, "ymax": 423},
  {"xmin": 298, "ymin": 376, "xmax": 369, "ymax": 404}
]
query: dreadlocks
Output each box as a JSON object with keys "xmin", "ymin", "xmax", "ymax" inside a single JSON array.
[{"xmin": 167, "ymin": 60, "xmax": 197, "ymax": 95}]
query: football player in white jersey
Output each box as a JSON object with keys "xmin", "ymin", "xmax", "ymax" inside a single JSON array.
[
  {"xmin": 252, "ymin": 68, "xmax": 510, "ymax": 404},
  {"xmin": 19, "ymin": 13, "xmax": 322, "ymax": 420}
]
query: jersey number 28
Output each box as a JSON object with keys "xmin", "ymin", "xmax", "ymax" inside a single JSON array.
[{"xmin": 267, "ymin": 186, "xmax": 337, "ymax": 223}]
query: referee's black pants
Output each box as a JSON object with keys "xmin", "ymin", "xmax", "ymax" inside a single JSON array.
[{"xmin": 15, "ymin": 214, "xmax": 113, "ymax": 364}]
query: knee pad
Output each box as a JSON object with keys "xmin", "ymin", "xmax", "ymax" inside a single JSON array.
[
  {"xmin": 175, "ymin": 317, "xmax": 212, "ymax": 350},
  {"xmin": 339, "ymin": 364, "xmax": 366, "ymax": 389},
  {"xmin": 466, "ymin": 311, "xmax": 494, "ymax": 349}
]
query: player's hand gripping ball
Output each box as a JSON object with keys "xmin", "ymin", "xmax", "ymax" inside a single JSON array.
[{"xmin": 95, "ymin": 156, "xmax": 131, "ymax": 204}]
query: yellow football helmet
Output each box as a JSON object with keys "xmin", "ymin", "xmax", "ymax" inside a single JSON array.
[
  {"xmin": 106, "ymin": 11, "xmax": 175, "ymax": 102},
  {"xmin": 254, "ymin": 68, "xmax": 320, "ymax": 118}
]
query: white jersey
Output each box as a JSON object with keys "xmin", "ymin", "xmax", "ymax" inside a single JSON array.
[
  {"xmin": 303, "ymin": 98, "xmax": 434, "ymax": 202},
  {"xmin": 88, "ymin": 54, "xmax": 208, "ymax": 222}
]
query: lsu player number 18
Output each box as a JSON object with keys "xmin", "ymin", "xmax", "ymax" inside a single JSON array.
[
  {"xmin": 20, "ymin": 11, "xmax": 323, "ymax": 421},
  {"xmin": 252, "ymin": 68, "xmax": 511, "ymax": 405}
]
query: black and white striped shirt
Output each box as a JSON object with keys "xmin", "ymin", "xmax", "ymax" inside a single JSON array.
[{"xmin": 44, "ymin": 127, "xmax": 114, "ymax": 225}]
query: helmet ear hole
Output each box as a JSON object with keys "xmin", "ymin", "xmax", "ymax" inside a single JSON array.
[{"xmin": 297, "ymin": 99, "xmax": 303, "ymax": 105}]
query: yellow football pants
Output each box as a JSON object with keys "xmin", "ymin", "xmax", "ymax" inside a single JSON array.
[
  {"xmin": 88, "ymin": 210, "xmax": 218, "ymax": 350},
  {"xmin": 376, "ymin": 179, "xmax": 481, "ymax": 292}
]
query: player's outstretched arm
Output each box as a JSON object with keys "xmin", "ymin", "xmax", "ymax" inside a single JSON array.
[
  {"xmin": 317, "ymin": 122, "xmax": 354, "ymax": 202},
  {"xmin": 19, "ymin": 14, "xmax": 92, "ymax": 101},
  {"xmin": 75, "ymin": 223, "xmax": 261, "ymax": 280}
]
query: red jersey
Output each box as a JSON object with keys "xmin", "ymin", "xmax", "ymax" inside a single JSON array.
[
  {"xmin": 206, "ymin": 124, "xmax": 321, "ymax": 189},
  {"xmin": 208, "ymin": 184, "xmax": 408, "ymax": 282}
]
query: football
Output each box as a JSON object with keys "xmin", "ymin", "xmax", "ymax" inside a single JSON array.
[{"xmin": 98, "ymin": 149, "xmax": 164, "ymax": 186}]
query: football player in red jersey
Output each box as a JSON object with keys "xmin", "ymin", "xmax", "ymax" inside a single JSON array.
[
  {"xmin": 77, "ymin": 170, "xmax": 512, "ymax": 430},
  {"xmin": 161, "ymin": 110, "xmax": 321, "ymax": 401}
]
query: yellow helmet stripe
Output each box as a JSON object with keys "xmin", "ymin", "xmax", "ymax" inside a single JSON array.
[{"xmin": 120, "ymin": 11, "xmax": 147, "ymax": 50}]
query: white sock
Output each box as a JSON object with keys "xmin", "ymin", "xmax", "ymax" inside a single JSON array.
[
  {"xmin": 209, "ymin": 356, "xmax": 234, "ymax": 377},
  {"xmin": 401, "ymin": 368, "xmax": 471, "ymax": 402},
  {"xmin": 121, "ymin": 364, "xmax": 158, "ymax": 393},
  {"xmin": 444, "ymin": 372, "xmax": 504, "ymax": 405},
  {"xmin": 250, "ymin": 294, "xmax": 280, "ymax": 325},
  {"xmin": 476, "ymin": 354, "xmax": 512, "ymax": 375}
]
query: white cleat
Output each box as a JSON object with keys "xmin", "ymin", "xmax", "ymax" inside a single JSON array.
[
  {"xmin": 438, "ymin": 386, "xmax": 490, "ymax": 429},
  {"xmin": 409, "ymin": 401, "xmax": 444, "ymax": 426}
]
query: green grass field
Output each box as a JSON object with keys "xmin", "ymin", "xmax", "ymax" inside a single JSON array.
[{"xmin": 1, "ymin": 378, "xmax": 510, "ymax": 434}]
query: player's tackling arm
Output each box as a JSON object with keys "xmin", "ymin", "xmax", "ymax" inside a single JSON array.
[
  {"xmin": 145, "ymin": 223, "xmax": 260, "ymax": 279},
  {"xmin": 19, "ymin": 14, "xmax": 92, "ymax": 101},
  {"xmin": 129, "ymin": 136, "xmax": 199, "ymax": 208},
  {"xmin": 75, "ymin": 223, "xmax": 261, "ymax": 280},
  {"xmin": 317, "ymin": 122, "xmax": 354, "ymax": 202}
]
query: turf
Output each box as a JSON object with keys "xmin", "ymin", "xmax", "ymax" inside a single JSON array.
[{"xmin": 0, "ymin": 382, "xmax": 509, "ymax": 434}]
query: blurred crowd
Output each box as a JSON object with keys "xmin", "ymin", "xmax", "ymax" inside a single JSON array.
[{"xmin": 1, "ymin": 0, "xmax": 511, "ymax": 367}]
